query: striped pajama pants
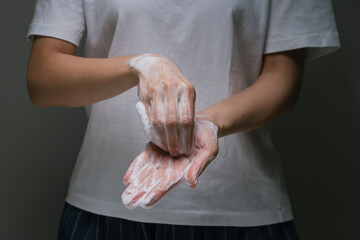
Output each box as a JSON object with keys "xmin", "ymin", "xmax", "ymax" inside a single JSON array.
[{"xmin": 59, "ymin": 203, "xmax": 299, "ymax": 240}]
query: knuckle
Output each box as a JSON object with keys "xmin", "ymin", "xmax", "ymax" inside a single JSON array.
[
  {"xmin": 165, "ymin": 118, "xmax": 177, "ymax": 128},
  {"xmin": 163, "ymin": 81, "xmax": 171, "ymax": 88},
  {"xmin": 170, "ymin": 151, "xmax": 180, "ymax": 158},
  {"xmin": 139, "ymin": 94, "xmax": 147, "ymax": 102},
  {"xmin": 176, "ymin": 85, "xmax": 186, "ymax": 96},
  {"xmin": 181, "ymin": 117, "xmax": 193, "ymax": 126},
  {"xmin": 139, "ymin": 93, "xmax": 151, "ymax": 103},
  {"xmin": 152, "ymin": 117, "xmax": 162, "ymax": 126},
  {"xmin": 185, "ymin": 82, "xmax": 195, "ymax": 93},
  {"xmin": 147, "ymin": 85, "xmax": 156, "ymax": 94},
  {"xmin": 188, "ymin": 84, "xmax": 195, "ymax": 93}
]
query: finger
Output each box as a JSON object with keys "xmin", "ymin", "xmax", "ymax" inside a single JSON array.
[
  {"xmin": 122, "ymin": 186, "xmax": 147, "ymax": 210},
  {"xmin": 122, "ymin": 161, "xmax": 157, "ymax": 209},
  {"xmin": 123, "ymin": 149, "xmax": 162, "ymax": 196},
  {"xmin": 142, "ymin": 173, "xmax": 183, "ymax": 209},
  {"xmin": 178, "ymin": 89, "xmax": 195, "ymax": 155},
  {"xmin": 151, "ymin": 95, "xmax": 167, "ymax": 151},
  {"xmin": 142, "ymin": 168, "xmax": 183, "ymax": 209},
  {"xmin": 122, "ymin": 190, "xmax": 147, "ymax": 210},
  {"xmin": 172, "ymin": 155, "xmax": 192, "ymax": 170},
  {"xmin": 123, "ymin": 163, "xmax": 156, "ymax": 200},
  {"xmin": 123, "ymin": 151, "xmax": 148, "ymax": 186},
  {"xmin": 123, "ymin": 154, "xmax": 170, "ymax": 209},
  {"xmin": 185, "ymin": 148, "xmax": 216, "ymax": 188},
  {"xmin": 137, "ymin": 74, "xmax": 153, "ymax": 110},
  {"xmin": 164, "ymin": 86, "xmax": 180, "ymax": 156},
  {"xmin": 123, "ymin": 143, "xmax": 156, "ymax": 186},
  {"xmin": 141, "ymin": 155, "xmax": 189, "ymax": 208}
]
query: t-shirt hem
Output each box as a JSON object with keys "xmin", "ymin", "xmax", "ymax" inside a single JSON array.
[
  {"xmin": 26, "ymin": 22, "xmax": 84, "ymax": 47},
  {"xmin": 66, "ymin": 193, "xmax": 293, "ymax": 227}
]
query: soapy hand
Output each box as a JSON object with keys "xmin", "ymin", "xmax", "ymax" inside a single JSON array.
[
  {"xmin": 129, "ymin": 54, "xmax": 195, "ymax": 157},
  {"xmin": 122, "ymin": 119, "xmax": 218, "ymax": 210}
]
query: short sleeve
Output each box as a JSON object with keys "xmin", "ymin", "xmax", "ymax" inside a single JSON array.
[
  {"xmin": 264, "ymin": 0, "xmax": 340, "ymax": 60},
  {"xmin": 27, "ymin": 0, "xmax": 85, "ymax": 47}
]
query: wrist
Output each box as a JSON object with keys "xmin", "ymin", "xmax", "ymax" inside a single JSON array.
[
  {"xmin": 196, "ymin": 110, "xmax": 223, "ymax": 138},
  {"xmin": 127, "ymin": 53, "xmax": 165, "ymax": 86},
  {"xmin": 128, "ymin": 65, "xmax": 139, "ymax": 86},
  {"xmin": 127, "ymin": 53, "xmax": 164, "ymax": 72},
  {"xmin": 122, "ymin": 55, "xmax": 141, "ymax": 87}
]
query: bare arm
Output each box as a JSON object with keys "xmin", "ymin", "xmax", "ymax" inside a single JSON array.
[
  {"xmin": 198, "ymin": 49, "xmax": 305, "ymax": 137},
  {"xmin": 121, "ymin": 49, "xmax": 306, "ymax": 209},
  {"xmin": 27, "ymin": 36, "xmax": 196, "ymax": 156},
  {"xmin": 27, "ymin": 36, "xmax": 139, "ymax": 107}
]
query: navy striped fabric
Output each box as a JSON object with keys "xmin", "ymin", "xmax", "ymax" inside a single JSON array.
[{"xmin": 58, "ymin": 203, "xmax": 299, "ymax": 240}]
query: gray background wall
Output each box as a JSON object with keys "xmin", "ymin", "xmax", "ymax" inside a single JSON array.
[{"xmin": 0, "ymin": 0, "xmax": 358, "ymax": 239}]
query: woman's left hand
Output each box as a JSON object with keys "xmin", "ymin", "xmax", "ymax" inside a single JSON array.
[{"xmin": 122, "ymin": 119, "xmax": 218, "ymax": 210}]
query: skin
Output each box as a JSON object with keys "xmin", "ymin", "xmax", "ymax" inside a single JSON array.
[
  {"xmin": 123, "ymin": 49, "xmax": 305, "ymax": 209},
  {"xmin": 27, "ymin": 36, "xmax": 305, "ymax": 209},
  {"xmin": 122, "ymin": 119, "xmax": 218, "ymax": 209},
  {"xmin": 129, "ymin": 54, "xmax": 195, "ymax": 156},
  {"xmin": 27, "ymin": 37, "xmax": 139, "ymax": 107},
  {"xmin": 198, "ymin": 49, "xmax": 305, "ymax": 137},
  {"xmin": 27, "ymin": 37, "xmax": 195, "ymax": 158}
]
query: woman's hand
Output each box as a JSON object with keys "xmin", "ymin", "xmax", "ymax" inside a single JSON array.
[
  {"xmin": 129, "ymin": 54, "xmax": 196, "ymax": 157},
  {"xmin": 122, "ymin": 119, "xmax": 218, "ymax": 210},
  {"xmin": 122, "ymin": 49, "xmax": 305, "ymax": 210}
]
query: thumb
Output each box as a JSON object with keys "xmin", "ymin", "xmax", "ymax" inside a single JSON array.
[{"xmin": 185, "ymin": 148, "xmax": 216, "ymax": 188}]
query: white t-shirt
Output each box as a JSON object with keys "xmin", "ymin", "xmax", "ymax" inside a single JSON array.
[{"xmin": 27, "ymin": 0, "xmax": 340, "ymax": 227}]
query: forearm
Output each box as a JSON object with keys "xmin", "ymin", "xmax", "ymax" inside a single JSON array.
[
  {"xmin": 27, "ymin": 37, "xmax": 139, "ymax": 107},
  {"xmin": 198, "ymin": 50, "xmax": 305, "ymax": 137}
]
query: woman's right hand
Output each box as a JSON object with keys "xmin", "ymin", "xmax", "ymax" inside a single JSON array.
[{"xmin": 129, "ymin": 54, "xmax": 196, "ymax": 157}]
